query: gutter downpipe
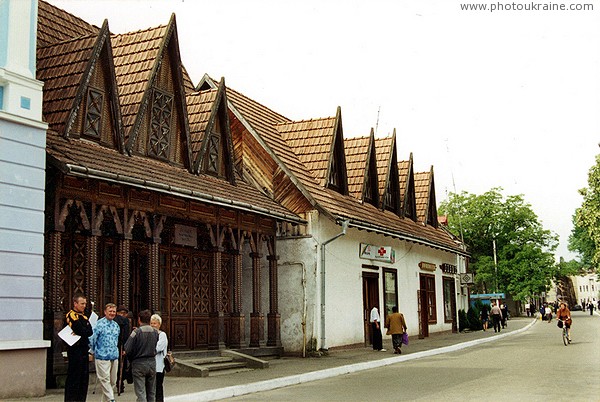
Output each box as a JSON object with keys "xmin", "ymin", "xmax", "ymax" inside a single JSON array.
[{"xmin": 320, "ymin": 219, "xmax": 349, "ymax": 351}]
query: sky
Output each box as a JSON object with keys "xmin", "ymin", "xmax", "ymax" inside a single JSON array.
[{"xmin": 48, "ymin": 0, "xmax": 600, "ymax": 260}]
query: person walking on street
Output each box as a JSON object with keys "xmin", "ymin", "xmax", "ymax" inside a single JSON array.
[
  {"xmin": 480, "ymin": 304, "xmax": 489, "ymax": 331},
  {"xmin": 150, "ymin": 314, "xmax": 168, "ymax": 402},
  {"xmin": 545, "ymin": 304, "xmax": 553, "ymax": 322},
  {"xmin": 370, "ymin": 306, "xmax": 385, "ymax": 351},
  {"xmin": 490, "ymin": 302, "xmax": 503, "ymax": 333},
  {"xmin": 384, "ymin": 306, "xmax": 407, "ymax": 354},
  {"xmin": 501, "ymin": 303, "xmax": 508, "ymax": 328},
  {"xmin": 589, "ymin": 302, "xmax": 595, "ymax": 316},
  {"xmin": 124, "ymin": 309, "xmax": 159, "ymax": 402},
  {"xmin": 89, "ymin": 303, "xmax": 120, "ymax": 402},
  {"xmin": 114, "ymin": 305, "xmax": 131, "ymax": 394},
  {"xmin": 64, "ymin": 294, "xmax": 93, "ymax": 402}
]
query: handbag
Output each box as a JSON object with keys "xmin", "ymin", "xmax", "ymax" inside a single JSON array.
[
  {"xmin": 164, "ymin": 351, "xmax": 176, "ymax": 373},
  {"xmin": 401, "ymin": 332, "xmax": 409, "ymax": 345}
]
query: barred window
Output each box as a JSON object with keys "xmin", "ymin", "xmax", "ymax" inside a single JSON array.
[
  {"xmin": 83, "ymin": 87, "xmax": 104, "ymax": 138},
  {"xmin": 148, "ymin": 89, "xmax": 173, "ymax": 159}
]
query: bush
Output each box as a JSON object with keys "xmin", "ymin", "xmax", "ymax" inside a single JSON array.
[
  {"xmin": 467, "ymin": 307, "xmax": 482, "ymax": 331},
  {"xmin": 458, "ymin": 309, "xmax": 469, "ymax": 332}
]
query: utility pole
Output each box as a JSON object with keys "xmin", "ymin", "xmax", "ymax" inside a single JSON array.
[{"xmin": 493, "ymin": 238, "xmax": 498, "ymax": 293}]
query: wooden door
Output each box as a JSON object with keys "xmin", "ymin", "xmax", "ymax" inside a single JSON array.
[
  {"xmin": 129, "ymin": 243, "xmax": 150, "ymax": 320},
  {"xmin": 362, "ymin": 272, "xmax": 380, "ymax": 345}
]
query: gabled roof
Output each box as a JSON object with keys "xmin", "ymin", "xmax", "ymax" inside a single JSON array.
[
  {"xmin": 374, "ymin": 134, "xmax": 394, "ymax": 204},
  {"xmin": 38, "ymin": 0, "xmax": 99, "ymax": 47},
  {"xmin": 187, "ymin": 78, "xmax": 236, "ymax": 182},
  {"xmin": 415, "ymin": 167, "xmax": 439, "ymax": 228},
  {"xmin": 112, "ymin": 24, "xmax": 168, "ymax": 139},
  {"xmin": 398, "ymin": 153, "xmax": 417, "ymax": 220},
  {"xmin": 276, "ymin": 107, "xmax": 348, "ymax": 195},
  {"xmin": 344, "ymin": 135, "xmax": 371, "ymax": 199},
  {"xmin": 36, "ymin": 20, "xmax": 124, "ymax": 151},
  {"xmin": 344, "ymin": 130, "xmax": 380, "ymax": 207}
]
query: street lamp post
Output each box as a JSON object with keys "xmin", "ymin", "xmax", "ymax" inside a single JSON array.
[{"xmin": 492, "ymin": 238, "xmax": 498, "ymax": 293}]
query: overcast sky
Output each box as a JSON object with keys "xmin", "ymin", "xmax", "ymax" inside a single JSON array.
[{"xmin": 48, "ymin": 0, "xmax": 600, "ymax": 261}]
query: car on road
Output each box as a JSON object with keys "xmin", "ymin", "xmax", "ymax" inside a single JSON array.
[{"xmin": 572, "ymin": 304, "xmax": 582, "ymax": 311}]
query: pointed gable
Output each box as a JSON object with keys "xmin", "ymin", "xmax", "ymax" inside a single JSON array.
[
  {"xmin": 415, "ymin": 167, "xmax": 439, "ymax": 228},
  {"xmin": 37, "ymin": 20, "xmax": 124, "ymax": 151},
  {"xmin": 113, "ymin": 15, "xmax": 192, "ymax": 168},
  {"xmin": 398, "ymin": 153, "xmax": 417, "ymax": 221},
  {"xmin": 345, "ymin": 130, "xmax": 380, "ymax": 207},
  {"xmin": 374, "ymin": 132, "xmax": 401, "ymax": 214},
  {"xmin": 187, "ymin": 79, "xmax": 236, "ymax": 183},
  {"xmin": 277, "ymin": 107, "xmax": 348, "ymax": 195}
]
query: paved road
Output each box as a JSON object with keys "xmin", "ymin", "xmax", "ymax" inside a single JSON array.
[{"xmin": 228, "ymin": 311, "xmax": 600, "ymax": 401}]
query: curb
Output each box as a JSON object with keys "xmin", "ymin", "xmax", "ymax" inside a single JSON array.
[{"xmin": 165, "ymin": 319, "xmax": 537, "ymax": 402}]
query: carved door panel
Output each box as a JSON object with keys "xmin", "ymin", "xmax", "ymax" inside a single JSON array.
[
  {"xmin": 170, "ymin": 252, "xmax": 192, "ymax": 349},
  {"xmin": 60, "ymin": 233, "xmax": 88, "ymax": 312},
  {"xmin": 191, "ymin": 253, "xmax": 211, "ymax": 348}
]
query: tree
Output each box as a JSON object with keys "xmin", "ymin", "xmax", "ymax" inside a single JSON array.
[
  {"xmin": 439, "ymin": 187, "xmax": 558, "ymax": 300},
  {"xmin": 571, "ymin": 154, "xmax": 600, "ymax": 271}
]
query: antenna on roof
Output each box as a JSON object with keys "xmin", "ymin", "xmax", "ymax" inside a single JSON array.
[
  {"xmin": 445, "ymin": 138, "xmax": 464, "ymax": 244},
  {"xmin": 375, "ymin": 106, "xmax": 381, "ymax": 135}
]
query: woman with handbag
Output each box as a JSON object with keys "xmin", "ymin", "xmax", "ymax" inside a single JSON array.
[
  {"xmin": 384, "ymin": 306, "xmax": 407, "ymax": 354},
  {"xmin": 150, "ymin": 314, "xmax": 168, "ymax": 402}
]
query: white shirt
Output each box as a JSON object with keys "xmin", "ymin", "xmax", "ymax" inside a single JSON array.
[
  {"xmin": 370, "ymin": 307, "xmax": 380, "ymax": 323},
  {"xmin": 155, "ymin": 330, "xmax": 168, "ymax": 373}
]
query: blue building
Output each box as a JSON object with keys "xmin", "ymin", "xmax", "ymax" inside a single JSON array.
[{"xmin": 0, "ymin": 0, "xmax": 50, "ymax": 398}]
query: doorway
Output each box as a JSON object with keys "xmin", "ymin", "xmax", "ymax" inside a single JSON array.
[
  {"xmin": 362, "ymin": 272, "xmax": 380, "ymax": 345},
  {"xmin": 129, "ymin": 243, "xmax": 150, "ymax": 319}
]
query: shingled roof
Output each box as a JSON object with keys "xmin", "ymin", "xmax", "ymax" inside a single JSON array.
[
  {"xmin": 38, "ymin": 0, "xmax": 99, "ymax": 47},
  {"xmin": 203, "ymin": 78, "xmax": 466, "ymax": 254}
]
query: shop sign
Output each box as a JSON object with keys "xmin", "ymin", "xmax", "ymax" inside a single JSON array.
[
  {"xmin": 359, "ymin": 243, "xmax": 395, "ymax": 263},
  {"xmin": 419, "ymin": 261, "xmax": 437, "ymax": 271}
]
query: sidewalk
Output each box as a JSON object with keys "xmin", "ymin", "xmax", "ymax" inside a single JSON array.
[{"xmin": 10, "ymin": 317, "xmax": 535, "ymax": 402}]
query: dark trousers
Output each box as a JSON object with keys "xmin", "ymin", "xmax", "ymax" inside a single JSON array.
[
  {"xmin": 371, "ymin": 322, "xmax": 383, "ymax": 350},
  {"xmin": 64, "ymin": 350, "xmax": 89, "ymax": 402},
  {"xmin": 492, "ymin": 314, "xmax": 501, "ymax": 332},
  {"xmin": 156, "ymin": 371, "xmax": 165, "ymax": 401}
]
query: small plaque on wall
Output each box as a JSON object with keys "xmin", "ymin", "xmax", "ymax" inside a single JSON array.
[
  {"xmin": 174, "ymin": 224, "xmax": 197, "ymax": 247},
  {"xmin": 419, "ymin": 261, "xmax": 437, "ymax": 271}
]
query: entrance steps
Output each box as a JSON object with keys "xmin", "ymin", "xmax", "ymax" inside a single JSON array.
[{"xmin": 170, "ymin": 347, "xmax": 282, "ymax": 377}]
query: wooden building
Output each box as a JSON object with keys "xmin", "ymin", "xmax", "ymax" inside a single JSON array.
[{"xmin": 37, "ymin": 1, "xmax": 304, "ymax": 384}]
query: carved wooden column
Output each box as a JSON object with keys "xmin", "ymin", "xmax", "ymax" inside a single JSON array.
[
  {"xmin": 249, "ymin": 251, "xmax": 265, "ymax": 347},
  {"xmin": 229, "ymin": 248, "xmax": 244, "ymax": 348},
  {"xmin": 86, "ymin": 235, "xmax": 99, "ymax": 305},
  {"xmin": 267, "ymin": 250, "xmax": 281, "ymax": 347},
  {"xmin": 118, "ymin": 238, "xmax": 130, "ymax": 309},
  {"xmin": 46, "ymin": 231, "xmax": 63, "ymax": 314},
  {"xmin": 209, "ymin": 243, "xmax": 226, "ymax": 349}
]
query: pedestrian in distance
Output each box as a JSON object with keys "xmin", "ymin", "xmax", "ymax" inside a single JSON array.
[
  {"xmin": 384, "ymin": 306, "xmax": 407, "ymax": 354},
  {"xmin": 540, "ymin": 304, "xmax": 545, "ymax": 321},
  {"xmin": 501, "ymin": 303, "xmax": 508, "ymax": 328},
  {"xmin": 89, "ymin": 303, "xmax": 120, "ymax": 402},
  {"xmin": 490, "ymin": 302, "xmax": 503, "ymax": 333},
  {"xmin": 480, "ymin": 304, "xmax": 489, "ymax": 331},
  {"xmin": 589, "ymin": 302, "xmax": 594, "ymax": 316},
  {"xmin": 545, "ymin": 304, "xmax": 552, "ymax": 322},
  {"xmin": 64, "ymin": 294, "xmax": 94, "ymax": 402},
  {"xmin": 124, "ymin": 309, "xmax": 159, "ymax": 402},
  {"xmin": 369, "ymin": 306, "xmax": 385, "ymax": 351},
  {"xmin": 150, "ymin": 314, "xmax": 168, "ymax": 402},
  {"xmin": 114, "ymin": 305, "xmax": 131, "ymax": 394},
  {"xmin": 525, "ymin": 302, "xmax": 530, "ymax": 317}
]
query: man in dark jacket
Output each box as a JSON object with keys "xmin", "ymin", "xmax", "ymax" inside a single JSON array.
[
  {"xmin": 64, "ymin": 294, "xmax": 93, "ymax": 402},
  {"xmin": 114, "ymin": 306, "xmax": 131, "ymax": 394},
  {"xmin": 124, "ymin": 309, "xmax": 158, "ymax": 401}
]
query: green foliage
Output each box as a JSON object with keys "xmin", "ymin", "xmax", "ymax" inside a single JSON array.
[
  {"xmin": 571, "ymin": 154, "xmax": 600, "ymax": 271},
  {"xmin": 466, "ymin": 307, "xmax": 482, "ymax": 331},
  {"xmin": 439, "ymin": 187, "xmax": 558, "ymax": 300}
]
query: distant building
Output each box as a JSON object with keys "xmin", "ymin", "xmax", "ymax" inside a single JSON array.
[{"xmin": 0, "ymin": 0, "xmax": 50, "ymax": 398}]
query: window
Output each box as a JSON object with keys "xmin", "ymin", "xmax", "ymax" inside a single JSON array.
[
  {"xmin": 383, "ymin": 268, "xmax": 398, "ymax": 317},
  {"xmin": 0, "ymin": 86, "xmax": 4, "ymax": 110},
  {"xmin": 148, "ymin": 88, "xmax": 173, "ymax": 159},
  {"xmin": 443, "ymin": 277, "xmax": 455, "ymax": 323},
  {"xmin": 84, "ymin": 87, "xmax": 104, "ymax": 138}
]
